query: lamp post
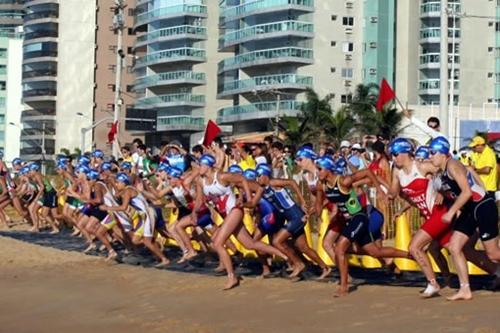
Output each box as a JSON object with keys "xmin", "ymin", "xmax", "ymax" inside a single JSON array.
[
  {"xmin": 10, "ymin": 121, "xmax": 46, "ymax": 172},
  {"xmin": 77, "ymin": 113, "xmax": 113, "ymax": 153}
]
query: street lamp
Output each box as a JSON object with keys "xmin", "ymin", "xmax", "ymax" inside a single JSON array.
[
  {"xmin": 77, "ymin": 113, "xmax": 113, "ymax": 153},
  {"xmin": 10, "ymin": 121, "xmax": 46, "ymax": 172}
]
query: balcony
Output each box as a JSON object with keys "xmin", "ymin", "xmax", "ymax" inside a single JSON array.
[
  {"xmin": 134, "ymin": 47, "xmax": 205, "ymax": 68},
  {"xmin": 418, "ymin": 79, "xmax": 459, "ymax": 95},
  {"xmin": 220, "ymin": 0, "xmax": 314, "ymax": 23},
  {"xmin": 419, "ymin": 52, "xmax": 460, "ymax": 70},
  {"xmin": 135, "ymin": 93, "xmax": 205, "ymax": 109},
  {"xmin": 22, "ymin": 88, "xmax": 56, "ymax": 103},
  {"xmin": 217, "ymin": 73, "xmax": 312, "ymax": 98},
  {"xmin": 135, "ymin": 25, "xmax": 206, "ymax": 49},
  {"xmin": 219, "ymin": 20, "xmax": 313, "ymax": 51},
  {"xmin": 24, "ymin": 30, "xmax": 58, "ymax": 41},
  {"xmin": 134, "ymin": 3, "xmax": 207, "ymax": 29},
  {"xmin": 21, "ymin": 108, "xmax": 56, "ymax": 122},
  {"xmin": 218, "ymin": 47, "xmax": 313, "ymax": 73},
  {"xmin": 420, "ymin": 1, "xmax": 461, "ymax": 18},
  {"xmin": 134, "ymin": 71, "xmax": 205, "ymax": 90},
  {"xmin": 23, "ymin": 50, "xmax": 57, "ymax": 64},
  {"xmin": 23, "ymin": 9, "xmax": 58, "ymax": 24},
  {"xmin": 217, "ymin": 100, "xmax": 303, "ymax": 123},
  {"xmin": 156, "ymin": 116, "xmax": 205, "ymax": 131},
  {"xmin": 419, "ymin": 27, "xmax": 460, "ymax": 44}
]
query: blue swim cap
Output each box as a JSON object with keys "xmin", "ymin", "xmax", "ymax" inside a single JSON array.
[
  {"xmin": 243, "ymin": 169, "xmax": 257, "ymax": 181},
  {"xmin": 429, "ymin": 136, "xmax": 450, "ymax": 155},
  {"xmin": 56, "ymin": 162, "xmax": 67, "ymax": 170},
  {"xmin": 86, "ymin": 169, "xmax": 100, "ymax": 181},
  {"xmin": 167, "ymin": 166, "xmax": 183, "ymax": 179},
  {"xmin": 29, "ymin": 163, "xmax": 41, "ymax": 172},
  {"xmin": 415, "ymin": 146, "xmax": 431, "ymax": 160},
  {"xmin": 228, "ymin": 164, "xmax": 243, "ymax": 174},
  {"xmin": 92, "ymin": 149, "xmax": 104, "ymax": 159},
  {"xmin": 256, "ymin": 163, "xmax": 272, "ymax": 177},
  {"xmin": 75, "ymin": 164, "xmax": 90, "ymax": 175},
  {"xmin": 389, "ymin": 138, "xmax": 414, "ymax": 155},
  {"xmin": 295, "ymin": 146, "xmax": 318, "ymax": 161},
  {"xmin": 78, "ymin": 155, "xmax": 91, "ymax": 166},
  {"xmin": 19, "ymin": 166, "xmax": 30, "ymax": 175},
  {"xmin": 157, "ymin": 163, "xmax": 170, "ymax": 173},
  {"xmin": 315, "ymin": 156, "xmax": 336, "ymax": 172},
  {"xmin": 116, "ymin": 172, "xmax": 131, "ymax": 185},
  {"xmin": 12, "ymin": 158, "xmax": 23, "ymax": 166},
  {"xmin": 199, "ymin": 154, "xmax": 216, "ymax": 167},
  {"xmin": 101, "ymin": 162, "xmax": 112, "ymax": 171},
  {"xmin": 120, "ymin": 161, "xmax": 132, "ymax": 170}
]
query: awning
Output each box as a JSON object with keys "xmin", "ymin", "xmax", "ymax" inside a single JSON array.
[{"xmin": 223, "ymin": 131, "xmax": 285, "ymax": 143}]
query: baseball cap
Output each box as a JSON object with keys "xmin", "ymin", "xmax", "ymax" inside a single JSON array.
[
  {"xmin": 340, "ymin": 140, "xmax": 351, "ymax": 149},
  {"xmin": 468, "ymin": 136, "xmax": 486, "ymax": 148},
  {"xmin": 351, "ymin": 143, "xmax": 362, "ymax": 150}
]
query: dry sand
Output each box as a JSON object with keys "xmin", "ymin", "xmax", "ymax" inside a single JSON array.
[{"xmin": 0, "ymin": 235, "xmax": 499, "ymax": 333}]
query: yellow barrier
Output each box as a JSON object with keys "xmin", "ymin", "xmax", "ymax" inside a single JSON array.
[
  {"xmin": 393, "ymin": 213, "xmax": 420, "ymax": 271},
  {"xmin": 316, "ymin": 209, "xmax": 334, "ymax": 266}
]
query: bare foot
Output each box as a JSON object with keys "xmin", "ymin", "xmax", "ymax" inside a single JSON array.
[
  {"xmin": 421, "ymin": 283, "xmax": 440, "ymax": 298},
  {"xmin": 289, "ymin": 262, "xmax": 306, "ymax": 278},
  {"xmin": 70, "ymin": 228, "xmax": 80, "ymax": 237},
  {"xmin": 446, "ymin": 285, "xmax": 472, "ymax": 301},
  {"xmin": 317, "ymin": 266, "xmax": 332, "ymax": 280},
  {"xmin": 177, "ymin": 254, "xmax": 188, "ymax": 264},
  {"xmin": 184, "ymin": 250, "xmax": 197, "ymax": 261},
  {"xmin": 83, "ymin": 243, "xmax": 97, "ymax": 254},
  {"xmin": 49, "ymin": 228, "xmax": 60, "ymax": 235},
  {"xmin": 334, "ymin": 286, "xmax": 348, "ymax": 297},
  {"xmin": 105, "ymin": 250, "xmax": 118, "ymax": 262},
  {"xmin": 28, "ymin": 226, "xmax": 40, "ymax": 233},
  {"xmin": 223, "ymin": 275, "xmax": 240, "ymax": 290},
  {"xmin": 154, "ymin": 259, "xmax": 170, "ymax": 268}
]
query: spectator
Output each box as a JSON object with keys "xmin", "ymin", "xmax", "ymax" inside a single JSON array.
[
  {"xmin": 349, "ymin": 143, "xmax": 367, "ymax": 171},
  {"xmin": 458, "ymin": 149, "xmax": 472, "ymax": 166},
  {"xmin": 469, "ymin": 136, "xmax": 498, "ymax": 195},
  {"xmin": 270, "ymin": 141, "xmax": 285, "ymax": 178},
  {"xmin": 211, "ymin": 137, "xmax": 228, "ymax": 171},
  {"xmin": 263, "ymin": 135, "xmax": 274, "ymax": 151},
  {"xmin": 120, "ymin": 146, "xmax": 134, "ymax": 163},
  {"xmin": 238, "ymin": 144, "xmax": 256, "ymax": 170},
  {"xmin": 252, "ymin": 143, "xmax": 269, "ymax": 164}
]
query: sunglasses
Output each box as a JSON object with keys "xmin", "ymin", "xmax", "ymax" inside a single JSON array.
[
  {"xmin": 429, "ymin": 150, "xmax": 438, "ymax": 155},
  {"xmin": 295, "ymin": 158, "xmax": 303, "ymax": 163},
  {"xmin": 391, "ymin": 153, "xmax": 400, "ymax": 157},
  {"xmin": 428, "ymin": 124, "xmax": 439, "ymax": 129}
]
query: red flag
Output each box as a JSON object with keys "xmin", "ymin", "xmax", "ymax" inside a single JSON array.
[
  {"xmin": 108, "ymin": 121, "xmax": 118, "ymax": 143},
  {"xmin": 203, "ymin": 120, "xmax": 221, "ymax": 146},
  {"xmin": 376, "ymin": 78, "xmax": 396, "ymax": 111}
]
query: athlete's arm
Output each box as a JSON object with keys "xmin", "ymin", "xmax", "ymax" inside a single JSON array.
[
  {"xmin": 101, "ymin": 189, "xmax": 132, "ymax": 212},
  {"xmin": 270, "ymin": 178, "xmax": 307, "ymax": 210},
  {"xmin": 220, "ymin": 172, "xmax": 251, "ymax": 203},
  {"xmin": 387, "ymin": 169, "xmax": 401, "ymax": 200},
  {"xmin": 243, "ymin": 181, "xmax": 264, "ymax": 208},
  {"xmin": 443, "ymin": 160, "xmax": 472, "ymax": 223},
  {"xmin": 314, "ymin": 180, "xmax": 325, "ymax": 216}
]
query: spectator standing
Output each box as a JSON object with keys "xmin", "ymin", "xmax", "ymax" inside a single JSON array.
[{"xmin": 469, "ymin": 136, "xmax": 498, "ymax": 196}]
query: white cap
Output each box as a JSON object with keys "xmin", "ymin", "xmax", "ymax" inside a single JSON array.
[
  {"xmin": 340, "ymin": 140, "xmax": 351, "ymax": 149},
  {"xmin": 351, "ymin": 143, "xmax": 362, "ymax": 150}
]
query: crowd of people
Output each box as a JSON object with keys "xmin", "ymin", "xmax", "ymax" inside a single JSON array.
[{"xmin": 0, "ymin": 115, "xmax": 499, "ymax": 299}]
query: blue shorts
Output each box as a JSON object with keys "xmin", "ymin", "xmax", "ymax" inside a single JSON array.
[
  {"xmin": 281, "ymin": 205, "xmax": 305, "ymax": 237},
  {"xmin": 342, "ymin": 213, "xmax": 374, "ymax": 247}
]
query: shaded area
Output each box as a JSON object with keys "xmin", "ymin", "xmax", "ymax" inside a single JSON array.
[{"xmin": 1, "ymin": 230, "xmax": 496, "ymax": 292}]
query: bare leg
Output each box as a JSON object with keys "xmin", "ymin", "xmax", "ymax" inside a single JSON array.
[
  {"xmin": 446, "ymin": 231, "xmax": 472, "ymax": 301},
  {"xmin": 409, "ymin": 230, "xmax": 440, "ymax": 297},
  {"xmin": 272, "ymin": 229, "xmax": 304, "ymax": 278},
  {"xmin": 483, "ymin": 237, "xmax": 500, "ymax": 262},
  {"xmin": 323, "ymin": 229, "xmax": 340, "ymax": 265},
  {"xmin": 428, "ymin": 240, "xmax": 451, "ymax": 287},
  {"xmin": 294, "ymin": 234, "xmax": 331, "ymax": 279},
  {"xmin": 234, "ymin": 223, "xmax": 287, "ymax": 260},
  {"xmin": 334, "ymin": 236, "xmax": 351, "ymax": 297},
  {"xmin": 174, "ymin": 215, "xmax": 198, "ymax": 261}
]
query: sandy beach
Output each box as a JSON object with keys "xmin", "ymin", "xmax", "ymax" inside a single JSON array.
[{"xmin": 0, "ymin": 234, "xmax": 499, "ymax": 333}]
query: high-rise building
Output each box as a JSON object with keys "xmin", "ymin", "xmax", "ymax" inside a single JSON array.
[
  {"xmin": 21, "ymin": 0, "xmax": 140, "ymax": 160},
  {"xmin": 131, "ymin": 0, "xmax": 229, "ymax": 149},
  {"xmin": 0, "ymin": 0, "xmax": 23, "ymax": 160}
]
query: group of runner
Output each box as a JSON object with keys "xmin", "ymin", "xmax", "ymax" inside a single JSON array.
[{"xmin": 0, "ymin": 135, "xmax": 499, "ymax": 299}]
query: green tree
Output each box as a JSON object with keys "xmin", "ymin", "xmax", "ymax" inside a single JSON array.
[{"xmin": 348, "ymin": 83, "xmax": 403, "ymax": 139}]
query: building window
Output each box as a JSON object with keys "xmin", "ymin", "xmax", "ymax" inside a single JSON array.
[
  {"xmin": 342, "ymin": 16, "xmax": 354, "ymax": 26},
  {"xmin": 342, "ymin": 42, "xmax": 354, "ymax": 53},
  {"xmin": 128, "ymin": 28, "xmax": 135, "ymax": 35},
  {"xmin": 341, "ymin": 94, "xmax": 352, "ymax": 103},
  {"xmin": 488, "ymin": 72, "xmax": 494, "ymax": 78},
  {"xmin": 128, "ymin": 8, "xmax": 135, "ymax": 16},
  {"xmin": 108, "ymin": 65, "xmax": 116, "ymax": 72},
  {"xmin": 126, "ymin": 85, "xmax": 134, "ymax": 92},
  {"xmin": 330, "ymin": 41, "xmax": 336, "ymax": 47},
  {"xmin": 127, "ymin": 47, "xmax": 134, "ymax": 54},
  {"xmin": 108, "ymin": 84, "xmax": 116, "ymax": 91},
  {"xmin": 109, "ymin": 45, "xmax": 117, "ymax": 51},
  {"xmin": 330, "ymin": 67, "xmax": 336, "ymax": 73},
  {"xmin": 331, "ymin": 15, "xmax": 337, "ymax": 21},
  {"xmin": 341, "ymin": 68, "xmax": 353, "ymax": 78}
]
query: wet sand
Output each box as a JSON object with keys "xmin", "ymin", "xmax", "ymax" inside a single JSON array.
[{"xmin": 0, "ymin": 235, "xmax": 499, "ymax": 333}]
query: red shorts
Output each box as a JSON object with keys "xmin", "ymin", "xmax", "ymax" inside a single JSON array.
[{"xmin": 420, "ymin": 205, "xmax": 452, "ymax": 247}]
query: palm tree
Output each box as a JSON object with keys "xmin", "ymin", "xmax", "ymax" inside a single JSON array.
[
  {"xmin": 348, "ymin": 83, "xmax": 403, "ymax": 139},
  {"xmin": 330, "ymin": 105, "xmax": 355, "ymax": 147}
]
